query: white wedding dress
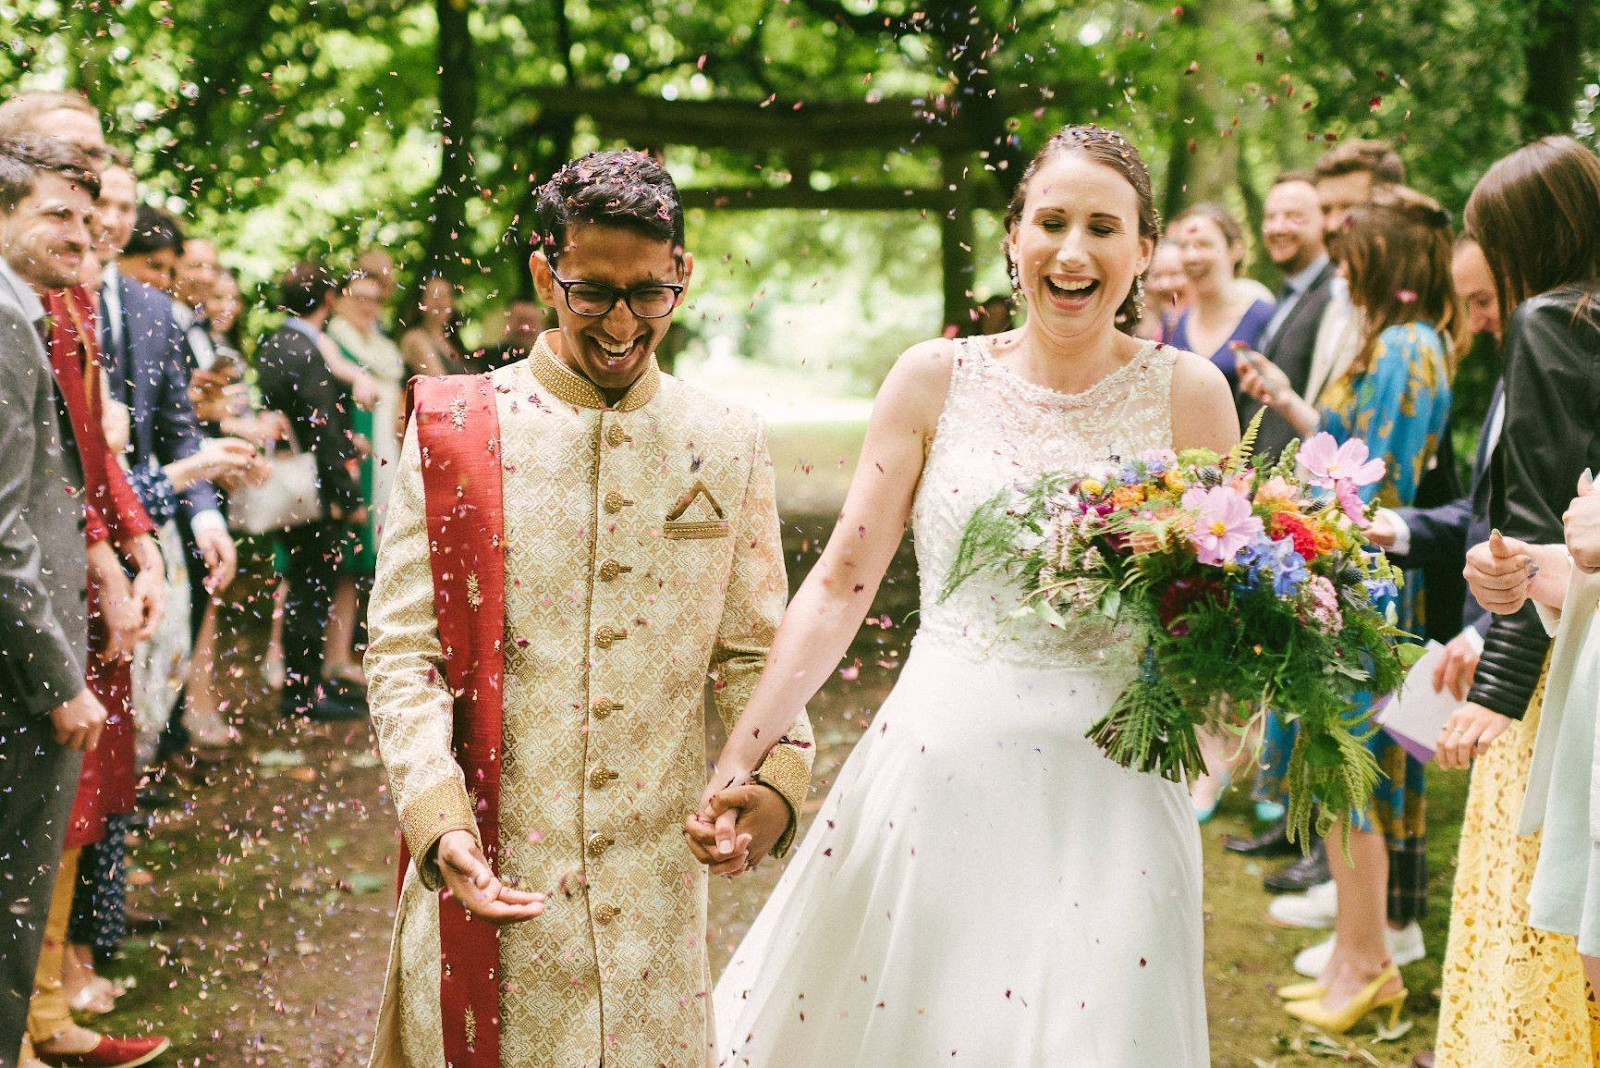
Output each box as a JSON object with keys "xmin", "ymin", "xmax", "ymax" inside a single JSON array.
[{"xmin": 714, "ymin": 336, "xmax": 1208, "ymax": 1066}]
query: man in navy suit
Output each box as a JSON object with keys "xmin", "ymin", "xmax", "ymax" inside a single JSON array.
[
  {"xmin": 1239, "ymin": 171, "xmax": 1337, "ymax": 460},
  {"xmin": 94, "ymin": 167, "xmax": 235, "ymax": 600}
]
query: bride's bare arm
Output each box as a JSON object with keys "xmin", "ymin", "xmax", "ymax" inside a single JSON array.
[
  {"xmin": 1170, "ymin": 350, "xmax": 1241, "ymax": 453},
  {"xmin": 709, "ymin": 340, "xmax": 955, "ymax": 782}
]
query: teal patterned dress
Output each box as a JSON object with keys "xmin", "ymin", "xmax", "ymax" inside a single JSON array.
[{"xmin": 1254, "ymin": 322, "xmax": 1452, "ymax": 841}]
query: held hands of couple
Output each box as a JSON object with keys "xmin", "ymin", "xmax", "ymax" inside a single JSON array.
[
  {"xmin": 434, "ymin": 829, "xmax": 545, "ymax": 925},
  {"xmin": 684, "ymin": 777, "xmax": 791, "ymax": 877}
]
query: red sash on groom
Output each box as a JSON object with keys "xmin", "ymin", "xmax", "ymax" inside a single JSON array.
[{"xmin": 405, "ymin": 374, "xmax": 506, "ymax": 1067}]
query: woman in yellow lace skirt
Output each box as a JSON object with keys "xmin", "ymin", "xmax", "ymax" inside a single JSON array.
[{"xmin": 1435, "ymin": 669, "xmax": 1600, "ymax": 1065}]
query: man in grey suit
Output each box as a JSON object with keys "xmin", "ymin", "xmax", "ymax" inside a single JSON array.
[{"xmin": 0, "ymin": 138, "xmax": 109, "ymax": 1068}]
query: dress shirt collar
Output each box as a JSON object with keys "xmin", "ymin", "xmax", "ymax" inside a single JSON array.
[
  {"xmin": 283, "ymin": 316, "xmax": 321, "ymax": 342},
  {"xmin": 1281, "ymin": 255, "xmax": 1330, "ymax": 298},
  {"xmin": 530, "ymin": 330, "xmax": 660, "ymax": 412},
  {"xmin": 0, "ymin": 254, "xmax": 48, "ymax": 328}
]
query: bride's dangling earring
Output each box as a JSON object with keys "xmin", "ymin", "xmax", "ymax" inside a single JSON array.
[
  {"xmin": 1133, "ymin": 275, "xmax": 1147, "ymax": 320},
  {"xmin": 1008, "ymin": 259, "xmax": 1022, "ymax": 295}
]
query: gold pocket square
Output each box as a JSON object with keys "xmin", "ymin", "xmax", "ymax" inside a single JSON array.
[{"xmin": 664, "ymin": 480, "xmax": 731, "ymax": 540}]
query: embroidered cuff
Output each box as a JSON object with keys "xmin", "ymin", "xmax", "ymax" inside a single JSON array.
[
  {"xmin": 400, "ymin": 777, "xmax": 479, "ymax": 891},
  {"xmin": 754, "ymin": 744, "xmax": 811, "ymax": 858}
]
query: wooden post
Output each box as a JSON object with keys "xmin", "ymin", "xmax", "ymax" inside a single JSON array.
[{"xmin": 940, "ymin": 151, "xmax": 976, "ymax": 334}]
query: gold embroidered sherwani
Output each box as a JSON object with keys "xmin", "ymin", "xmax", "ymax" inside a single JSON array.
[{"xmin": 367, "ymin": 337, "xmax": 813, "ymax": 1067}]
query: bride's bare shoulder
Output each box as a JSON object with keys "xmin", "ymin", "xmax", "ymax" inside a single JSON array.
[
  {"xmin": 872, "ymin": 336, "xmax": 962, "ymax": 432},
  {"xmin": 1165, "ymin": 346, "xmax": 1240, "ymax": 452}
]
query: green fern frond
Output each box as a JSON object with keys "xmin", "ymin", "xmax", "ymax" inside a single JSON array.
[{"xmin": 1228, "ymin": 408, "xmax": 1266, "ymax": 474}]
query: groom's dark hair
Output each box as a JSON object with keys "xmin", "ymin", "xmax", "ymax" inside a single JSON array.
[{"xmin": 534, "ymin": 150, "xmax": 685, "ymax": 267}]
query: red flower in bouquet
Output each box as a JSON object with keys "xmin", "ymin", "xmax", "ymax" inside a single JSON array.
[{"xmin": 1269, "ymin": 512, "xmax": 1320, "ymax": 561}]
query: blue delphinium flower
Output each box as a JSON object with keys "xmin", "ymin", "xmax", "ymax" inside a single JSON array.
[
  {"xmin": 1270, "ymin": 543, "xmax": 1310, "ymax": 597},
  {"xmin": 1363, "ymin": 577, "xmax": 1399, "ymax": 603},
  {"xmin": 1236, "ymin": 534, "xmax": 1308, "ymax": 597}
]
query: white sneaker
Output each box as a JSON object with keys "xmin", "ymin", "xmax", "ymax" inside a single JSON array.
[
  {"xmin": 1292, "ymin": 921, "xmax": 1426, "ymax": 978},
  {"xmin": 1267, "ymin": 879, "xmax": 1337, "ymax": 929}
]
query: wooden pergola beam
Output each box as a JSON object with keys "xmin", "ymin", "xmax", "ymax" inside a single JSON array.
[
  {"xmin": 527, "ymin": 85, "xmax": 1069, "ymax": 153},
  {"xmin": 679, "ymin": 183, "xmax": 1004, "ymax": 212}
]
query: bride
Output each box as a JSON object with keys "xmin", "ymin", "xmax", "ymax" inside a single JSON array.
[{"xmin": 694, "ymin": 126, "xmax": 1238, "ymax": 1065}]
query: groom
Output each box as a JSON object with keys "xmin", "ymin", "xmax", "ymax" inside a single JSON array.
[{"xmin": 365, "ymin": 149, "xmax": 814, "ymax": 1067}]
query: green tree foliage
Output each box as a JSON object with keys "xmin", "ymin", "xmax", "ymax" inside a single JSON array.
[{"xmin": 1, "ymin": 0, "xmax": 1591, "ymax": 394}]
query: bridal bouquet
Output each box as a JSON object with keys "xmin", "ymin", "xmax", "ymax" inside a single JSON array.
[{"xmin": 941, "ymin": 420, "xmax": 1422, "ymax": 845}]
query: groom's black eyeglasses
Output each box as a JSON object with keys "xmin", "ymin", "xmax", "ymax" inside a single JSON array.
[{"xmin": 550, "ymin": 275, "xmax": 685, "ymax": 319}]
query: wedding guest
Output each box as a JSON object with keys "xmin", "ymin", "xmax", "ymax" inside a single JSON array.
[
  {"xmin": 1222, "ymin": 174, "xmax": 1339, "ymax": 851},
  {"xmin": 191, "ymin": 267, "xmax": 293, "ymax": 704},
  {"xmin": 1299, "ymin": 139, "xmax": 1408, "ymax": 407},
  {"xmin": 0, "ymin": 132, "xmax": 170, "ymax": 1068},
  {"xmin": 973, "ymin": 294, "xmax": 1012, "ymax": 336},
  {"xmin": 94, "ymin": 164, "xmax": 237, "ymax": 768},
  {"xmin": 1447, "ymin": 135, "xmax": 1600, "ymax": 1065},
  {"xmin": 1238, "ymin": 172, "xmax": 1336, "ymax": 460},
  {"xmin": 1256, "ymin": 143, "xmax": 1452, "ymax": 918},
  {"xmin": 355, "ymin": 246, "xmax": 396, "ymax": 303},
  {"xmin": 172, "ymin": 237, "xmax": 222, "ymax": 371},
  {"xmin": 1240, "ymin": 190, "xmax": 1457, "ymax": 1033},
  {"xmin": 469, "ymin": 296, "xmax": 546, "ymax": 371},
  {"xmin": 1167, "ymin": 202, "xmax": 1275, "ymax": 397},
  {"xmin": 189, "ymin": 269, "xmax": 289, "ymax": 448},
  {"xmin": 115, "ymin": 205, "xmax": 181, "ymax": 294},
  {"xmin": 1136, "ymin": 240, "xmax": 1192, "ymax": 342},
  {"xmin": 254, "ymin": 261, "xmax": 367, "ymax": 721},
  {"xmin": 323, "ymin": 270, "xmax": 406, "ymax": 691},
  {"xmin": 0, "ymin": 135, "xmax": 112, "ymax": 1068},
  {"xmin": 1426, "ymin": 230, "xmax": 1599, "ymax": 1068},
  {"xmin": 396, "ymin": 275, "xmax": 464, "ymax": 376}
]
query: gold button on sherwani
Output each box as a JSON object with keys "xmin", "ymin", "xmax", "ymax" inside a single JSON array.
[{"xmin": 366, "ymin": 333, "xmax": 814, "ymax": 1068}]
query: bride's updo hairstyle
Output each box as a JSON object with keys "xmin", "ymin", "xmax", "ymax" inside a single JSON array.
[{"xmin": 1004, "ymin": 124, "xmax": 1162, "ymax": 327}]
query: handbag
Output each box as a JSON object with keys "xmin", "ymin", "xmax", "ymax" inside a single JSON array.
[{"xmin": 229, "ymin": 434, "xmax": 321, "ymax": 534}]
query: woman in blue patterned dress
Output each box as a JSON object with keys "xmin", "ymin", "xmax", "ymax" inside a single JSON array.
[{"xmin": 1240, "ymin": 189, "xmax": 1458, "ymax": 1033}]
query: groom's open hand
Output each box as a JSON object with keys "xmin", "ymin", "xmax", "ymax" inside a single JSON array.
[{"xmin": 435, "ymin": 830, "xmax": 546, "ymax": 925}]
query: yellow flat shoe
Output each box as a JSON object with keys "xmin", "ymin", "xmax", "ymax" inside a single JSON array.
[
  {"xmin": 1276, "ymin": 979, "xmax": 1326, "ymax": 1001},
  {"xmin": 1283, "ymin": 965, "xmax": 1406, "ymax": 1034}
]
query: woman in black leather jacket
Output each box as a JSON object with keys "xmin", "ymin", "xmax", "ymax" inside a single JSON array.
[
  {"xmin": 1427, "ymin": 135, "xmax": 1600, "ymax": 1063},
  {"xmin": 1462, "ymin": 137, "xmax": 1600, "ymax": 727}
]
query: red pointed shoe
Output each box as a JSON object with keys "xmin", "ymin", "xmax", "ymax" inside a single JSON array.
[{"xmin": 36, "ymin": 1035, "xmax": 171, "ymax": 1068}]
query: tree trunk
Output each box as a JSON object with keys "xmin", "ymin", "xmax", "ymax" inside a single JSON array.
[
  {"xmin": 940, "ymin": 151, "xmax": 977, "ymax": 332},
  {"xmin": 424, "ymin": 0, "xmax": 478, "ymax": 279},
  {"xmin": 1523, "ymin": 0, "xmax": 1592, "ymax": 136}
]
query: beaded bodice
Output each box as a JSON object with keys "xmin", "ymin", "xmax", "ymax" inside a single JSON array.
[{"xmin": 911, "ymin": 336, "xmax": 1177, "ymax": 667}]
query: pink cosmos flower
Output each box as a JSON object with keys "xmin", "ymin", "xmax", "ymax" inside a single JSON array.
[
  {"xmin": 1336, "ymin": 479, "xmax": 1371, "ymax": 529},
  {"xmin": 1183, "ymin": 485, "xmax": 1265, "ymax": 566},
  {"xmin": 1297, "ymin": 434, "xmax": 1385, "ymax": 490}
]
